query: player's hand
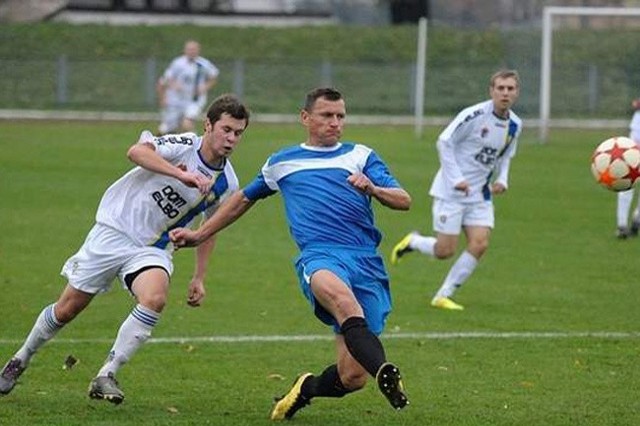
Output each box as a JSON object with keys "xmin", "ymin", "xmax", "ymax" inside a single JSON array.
[
  {"xmin": 347, "ymin": 173, "xmax": 375, "ymax": 195},
  {"xmin": 178, "ymin": 170, "xmax": 211, "ymax": 194},
  {"xmin": 170, "ymin": 227, "xmax": 199, "ymax": 248},
  {"xmin": 454, "ymin": 181, "xmax": 470, "ymax": 195},
  {"xmin": 491, "ymin": 182, "xmax": 507, "ymax": 194},
  {"xmin": 187, "ymin": 278, "xmax": 206, "ymax": 307}
]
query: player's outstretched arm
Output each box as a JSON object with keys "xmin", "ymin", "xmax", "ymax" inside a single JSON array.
[
  {"xmin": 170, "ymin": 190, "xmax": 255, "ymax": 247},
  {"xmin": 347, "ymin": 173, "xmax": 411, "ymax": 210}
]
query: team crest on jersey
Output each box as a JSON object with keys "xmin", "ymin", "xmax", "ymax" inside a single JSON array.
[{"xmin": 480, "ymin": 127, "xmax": 489, "ymax": 138}]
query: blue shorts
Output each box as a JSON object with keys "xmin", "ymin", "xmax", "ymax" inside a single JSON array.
[{"xmin": 294, "ymin": 246, "xmax": 392, "ymax": 335}]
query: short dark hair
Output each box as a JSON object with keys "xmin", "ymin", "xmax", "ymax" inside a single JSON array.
[
  {"xmin": 206, "ymin": 94, "xmax": 250, "ymax": 127},
  {"xmin": 304, "ymin": 87, "xmax": 343, "ymax": 112}
]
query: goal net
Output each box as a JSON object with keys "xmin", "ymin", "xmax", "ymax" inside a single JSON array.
[{"xmin": 539, "ymin": 6, "xmax": 640, "ymax": 142}]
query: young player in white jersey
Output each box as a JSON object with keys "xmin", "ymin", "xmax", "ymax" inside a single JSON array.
[
  {"xmin": 391, "ymin": 69, "xmax": 522, "ymax": 311},
  {"xmin": 169, "ymin": 88, "xmax": 411, "ymax": 420},
  {"xmin": 615, "ymin": 98, "xmax": 640, "ymax": 239},
  {"xmin": 0, "ymin": 94, "xmax": 250, "ymax": 404},
  {"xmin": 157, "ymin": 40, "xmax": 220, "ymax": 134}
]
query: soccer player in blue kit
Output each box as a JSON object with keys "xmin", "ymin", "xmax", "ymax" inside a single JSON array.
[{"xmin": 169, "ymin": 87, "xmax": 411, "ymax": 420}]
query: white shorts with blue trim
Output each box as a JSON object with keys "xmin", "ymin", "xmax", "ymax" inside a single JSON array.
[{"xmin": 60, "ymin": 223, "xmax": 173, "ymax": 295}]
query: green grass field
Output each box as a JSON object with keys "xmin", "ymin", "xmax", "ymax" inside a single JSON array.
[{"xmin": 0, "ymin": 120, "xmax": 638, "ymax": 425}]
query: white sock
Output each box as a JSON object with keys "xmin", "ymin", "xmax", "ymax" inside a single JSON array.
[
  {"xmin": 97, "ymin": 304, "xmax": 159, "ymax": 378},
  {"xmin": 410, "ymin": 234, "xmax": 437, "ymax": 256},
  {"xmin": 14, "ymin": 304, "xmax": 64, "ymax": 365},
  {"xmin": 617, "ymin": 189, "xmax": 634, "ymax": 227},
  {"xmin": 434, "ymin": 251, "xmax": 478, "ymax": 299}
]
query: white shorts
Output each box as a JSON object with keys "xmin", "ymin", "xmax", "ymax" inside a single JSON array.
[
  {"xmin": 159, "ymin": 100, "xmax": 205, "ymax": 133},
  {"xmin": 61, "ymin": 223, "xmax": 174, "ymax": 295},
  {"xmin": 432, "ymin": 198, "xmax": 494, "ymax": 235},
  {"xmin": 184, "ymin": 101, "xmax": 205, "ymax": 120}
]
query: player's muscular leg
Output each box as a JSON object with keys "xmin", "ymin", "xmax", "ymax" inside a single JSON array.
[
  {"xmin": 335, "ymin": 335, "xmax": 368, "ymax": 391},
  {"xmin": 434, "ymin": 233, "xmax": 458, "ymax": 259},
  {"xmin": 131, "ymin": 268, "xmax": 170, "ymax": 313},
  {"xmin": 464, "ymin": 226, "xmax": 491, "ymax": 259},
  {"xmin": 310, "ymin": 270, "xmax": 363, "ymax": 325},
  {"xmin": 53, "ymin": 285, "xmax": 95, "ymax": 323}
]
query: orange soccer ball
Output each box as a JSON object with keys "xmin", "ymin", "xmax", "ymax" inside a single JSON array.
[{"xmin": 591, "ymin": 136, "xmax": 640, "ymax": 192}]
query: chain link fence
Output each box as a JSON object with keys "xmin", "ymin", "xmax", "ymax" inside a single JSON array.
[{"xmin": 0, "ymin": 55, "xmax": 637, "ymax": 119}]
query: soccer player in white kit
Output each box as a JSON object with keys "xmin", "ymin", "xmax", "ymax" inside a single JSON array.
[
  {"xmin": 157, "ymin": 40, "xmax": 220, "ymax": 134},
  {"xmin": 0, "ymin": 94, "xmax": 250, "ymax": 403},
  {"xmin": 615, "ymin": 98, "xmax": 640, "ymax": 239},
  {"xmin": 391, "ymin": 70, "xmax": 522, "ymax": 311}
]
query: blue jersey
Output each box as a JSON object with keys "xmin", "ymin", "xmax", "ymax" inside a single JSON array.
[{"xmin": 243, "ymin": 142, "xmax": 401, "ymax": 251}]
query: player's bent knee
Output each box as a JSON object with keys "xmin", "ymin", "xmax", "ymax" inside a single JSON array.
[
  {"xmin": 138, "ymin": 294, "xmax": 166, "ymax": 313},
  {"xmin": 434, "ymin": 247, "xmax": 456, "ymax": 259}
]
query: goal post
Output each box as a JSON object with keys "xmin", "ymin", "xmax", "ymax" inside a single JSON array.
[{"xmin": 539, "ymin": 6, "xmax": 640, "ymax": 143}]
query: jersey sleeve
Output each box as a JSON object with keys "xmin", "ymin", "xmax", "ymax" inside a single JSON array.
[
  {"xmin": 363, "ymin": 150, "xmax": 401, "ymax": 188},
  {"xmin": 243, "ymin": 174, "xmax": 277, "ymax": 201},
  {"xmin": 436, "ymin": 107, "xmax": 479, "ymax": 187},
  {"xmin": 162, "ymin": 58, "xmax": 180, "ymax": 81},
  {"xmin": 142, "ymin": 132, "xmax": 198, "ymax": 163},
  {"xmin": 202, "ymin": 59, "xmax": 220, "ymax": 79}
]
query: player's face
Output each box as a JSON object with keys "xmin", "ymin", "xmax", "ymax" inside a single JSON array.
[
  {"xmin": 184, "ymin": 42, "xmax": 200, "ymax": 60},
  {"xmin": 302, "ymin": 97, "xmax": 346, "ymax": 147},
  {"xmin": 205, "ymin": 113, "xmax": 247, "ymax": 159},
  {"xmin": 490, "ymin": 76, "xmax": 519, "ymax": 117}
]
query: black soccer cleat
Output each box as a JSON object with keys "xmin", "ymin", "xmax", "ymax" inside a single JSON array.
[{"xmin": 376, "ymin": 362, "xmax": 409, "ymax": 410}]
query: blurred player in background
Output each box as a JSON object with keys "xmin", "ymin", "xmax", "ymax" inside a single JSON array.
[
  {"xmin": 390, "ymin": 69, "xmax": 522, "ymax": 311},
  {"xmin": 157, "ymin": 40, "xmax": 220, "ymax": 134},
  {"xmin": 615, "ymin": 97, "xmax": 640, "ymax": 239},
  {"xmin": 169, "ymin": 87, "xmax": 411, "ymax": 419},
  {"xmin": 0, "ymin": 95, "xmax": 250, "ymax": 404}
]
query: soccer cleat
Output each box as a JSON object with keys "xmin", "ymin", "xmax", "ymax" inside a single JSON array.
[
  {"xmin": 0, "ymin": 358, "xmax": 26, "ymax": 395},
  {"xmin": 431, "ymin": 297, "xmax": 464, "ymax": 311},
  {"xmin": 376, "ymin": 362, "xmax": 408, "ymax": 410},
  {"xmin": 390, "ymin": 232, "xmax": 417, "ymax": 265},
  {"xmin": 270, "ymin": 373, "xmax": 312, "ymax": 420},
  {"xmin": 616, "ymin": 227, "xmax": 630, "ymax": 239},
  {"xmin": 88, "ymin": 372, "xmax": 125, "ymax": 405}
]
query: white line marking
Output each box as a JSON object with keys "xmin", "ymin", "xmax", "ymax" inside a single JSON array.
[{"xmin": 0, "ymin": 331, "xmax": 638, "ymax": 346}]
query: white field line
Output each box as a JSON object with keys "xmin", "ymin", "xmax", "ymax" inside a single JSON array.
[{"xmin": 0, "ymin": 331, "xmax": 638, "ymax": 346}]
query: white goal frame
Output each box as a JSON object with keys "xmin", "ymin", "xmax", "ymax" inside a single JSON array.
[{"xmin": 540, "ymin": 6, "xmax": 640, "ymax": 142}]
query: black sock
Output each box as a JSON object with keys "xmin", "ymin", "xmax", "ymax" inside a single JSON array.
[
  {"xmin": 340, "ymin": 316, "xmax": 386, "ymax": 377},
  {"xmin": 301, "ymin": 364, "xmax": 351, "ymax": 398}
]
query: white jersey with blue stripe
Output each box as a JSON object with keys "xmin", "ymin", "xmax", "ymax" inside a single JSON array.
[
  {"xmin": 243, "ymin": 142, "xmax": 401, "ymax": 251},
  {"xmin": 162, "ymin": 55, "xmax": 219, "ymax": 105},
  {"xmin": 429, "ymin": 100, "xmax": 522, "ymax": 203},
  {"xmin": 95, "ymin": 132, "xmax": 238, "ymax": 249}
]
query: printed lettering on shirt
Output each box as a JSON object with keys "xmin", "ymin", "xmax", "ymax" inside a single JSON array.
[
  {"xmin": 474, "ymin": 146, "xmax": 498, "ymax": 166},
  {"xmin": 454, "ymin": 108, "xmax": 484, "ymax": 132},
  {"xmin": 151, "ymin": 185, "xmax": 187, "ymax": 218},
  {"xmin": 156, "ymin": 136, "xmax": 193, "ymax": 146}
]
